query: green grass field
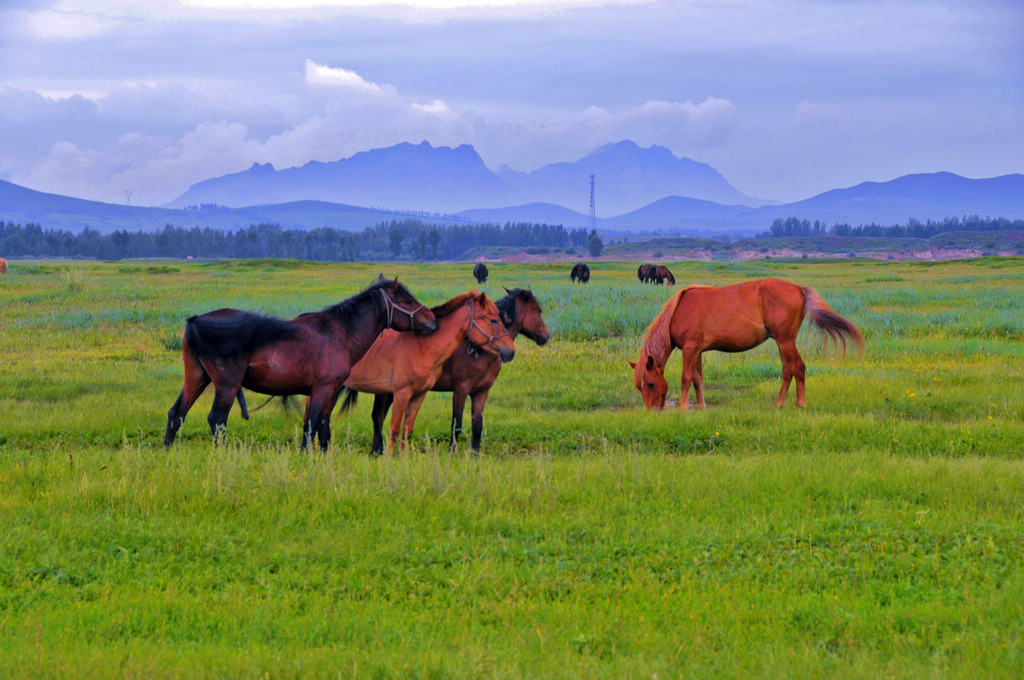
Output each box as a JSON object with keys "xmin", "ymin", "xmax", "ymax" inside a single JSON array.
[{"xmin": 2, "ymin": 257, "xmax": 1023, "ymax": 678}]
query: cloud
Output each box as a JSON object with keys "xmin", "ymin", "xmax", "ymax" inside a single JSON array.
[{"xmin": 303, "ymin": 60, "xmax": 394, "ymax": 97}]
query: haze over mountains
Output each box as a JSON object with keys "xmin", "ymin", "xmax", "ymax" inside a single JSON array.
[{"xmin": 2, "ymin": 140, "xmax": 1022, "ymax": 236}]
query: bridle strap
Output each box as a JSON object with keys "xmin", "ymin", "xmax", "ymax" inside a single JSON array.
[
  {"xmin": 379, "ymin": 288, "xmax": 425, "ymax": 331},
  {"xmin": 467, "ymin": 298, "xmax": 509, "ymax": 351}
]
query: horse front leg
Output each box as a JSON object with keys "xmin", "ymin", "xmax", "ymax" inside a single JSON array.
[
  {"xmin": 370, "ymin": 393, "xmax": 394, "ymax": 457},
  {"xmin": 469, "ymin": 389, "xmax": 491, "ymax": 454},
  {"xmin": 775, "ymin": 339, "xmax": 807, "ymax": 407},
  {"xmin": 164, "ymin": 354, "xmax": 210, "ymax": 447},
  {"xmin": 388, "ymin": 388, "xmax": 413, "ymax": 455},
  {"xmin": 399, "ymin": 391, "xmax": 430, "ymax": 450},
  {"xmin": 692, "ymin": 353, "xmax": 706, "ymax": 409},
  {"xmin": 449, "ymin": 389, "xmax": 468, "ymax": 450},
  {"xmin": 679, "ymin": 345, "xmax": 701, "ymax": 410}
]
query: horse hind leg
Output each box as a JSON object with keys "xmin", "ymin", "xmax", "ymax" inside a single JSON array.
[
  {"xmin": 774, "ymin": 340, "xmax": 807, "ymax": 407},
  {"xmin": 207, "ymin": 385, "xmax": 239, "ymax": 444},
  {"xmin": 314, "ymin": 391, "xmax": 344, "ymax": 453}
]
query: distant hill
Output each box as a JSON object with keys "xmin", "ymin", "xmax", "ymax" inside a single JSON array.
[
  {"xmin": 497, "ymin": 141, "xmax": 768, "ymax": 215},
  {"xmin": 454, "ymin": 203, "xmax": 592, "ymax": 227},
  {"xmin": 3, "ymin": 167, "xmax": 1023, "ymax": 237},
  {"xmin": 0, "ymin": 180, "xmax": 458, "ymax": 234},
  {"xmin": 167, "ymin": 140, "xmax": 765, "ymax": 216},
  {"xmin": 166, "ymin": 141, "xmax": 516, "ymax": 214},
  {"xmin": 755, "ymin": 172, "xmax": 1024, "ymax": 226}
]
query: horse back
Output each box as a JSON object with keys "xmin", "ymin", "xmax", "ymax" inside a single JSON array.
[{"xmin": 185, "ymin": 308, "xmax": 300, "ymax": 362}]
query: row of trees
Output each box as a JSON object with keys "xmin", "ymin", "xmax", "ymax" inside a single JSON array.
[
  {"xmin": 0, "ymin": 219, "xmax": 600, "ymax": 261},
  {"xmin": 760, "ymin": 215, "xmax": 1024, "ymax": 239}
]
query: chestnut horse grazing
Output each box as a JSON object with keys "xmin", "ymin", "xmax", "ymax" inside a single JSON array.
[
  {"xmin": 631, "ymin": 278, "xmax": 863, "ymax": 410},
  {"xmin": 340, "ymin": 291, "xmax": 516, "ymax": 455},
  {"xmin": 164, "ymin": 277, "xmax": 437, "ymax": 450},
  {"xmin": 0, "ymin": 257, "xmax": 7, "ymax": 274},
  {"xmin": 369, "ymin": 287, "xmax": 550, "ymax": 454}
]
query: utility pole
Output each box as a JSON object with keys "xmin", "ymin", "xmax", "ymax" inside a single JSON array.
[{"xmin": 588, "ymin": 174, "xmax": 596, "ymax": 231}]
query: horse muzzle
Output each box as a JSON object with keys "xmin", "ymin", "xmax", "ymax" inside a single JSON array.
[
  {"xmin": 415, "ymin": 319, "xmax": 438, "ymax": 335},
  {"xmin": 498, "ymin": 347, "xmax": 516, "ymax": 364}
]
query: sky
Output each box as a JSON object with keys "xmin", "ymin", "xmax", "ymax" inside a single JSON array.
[{"xmin": 1, "ymin": 0, "xmax": 1022, "ymax": 207}]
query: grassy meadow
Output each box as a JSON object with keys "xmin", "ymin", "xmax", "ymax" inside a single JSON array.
[{"xmin": 1, "ymin": 257, "xmax": 1023, "ymax": 678}]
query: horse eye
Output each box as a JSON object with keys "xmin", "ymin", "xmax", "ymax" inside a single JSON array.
[{"xmin": 491, "ymin": 319, "xmax": 498, "ymax": 325}]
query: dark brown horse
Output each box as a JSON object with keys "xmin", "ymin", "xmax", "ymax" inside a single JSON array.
[
  {"xmin": 473, "ymin": 263, "xmax": 489, "ymax": 284},
  {"xmin": 164, "ymin": 277, "xmax": 437, "ymax": 450},
  {"xmin": 654, "ymin": 265, "xmax": 675, "ymax": 285},
  {"xmin": 637, "ymin": 264, "xmax": 656, "ymax": 283},
  {"xmin": 570, "ymin": 262, "xmax": 590, "ymax": 283},
  {"xmin": 631, "ymin": 278, "xmax": 863, "ymax": 410},
  {"xmin": 340, "ymin": 291, "xmax": 516, "ymax": 454},
  {"xmin": 366, "ymin": 288, "xmax": 550, "ymax": 455}
]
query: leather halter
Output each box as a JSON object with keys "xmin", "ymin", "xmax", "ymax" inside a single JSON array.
[
  {"xmin": 380, "ymin": 288, "xmax": 425, "ymax": 331},
  {"xmin": 467, "ymin": 297, "xmax": 509, "ymax": 352}
]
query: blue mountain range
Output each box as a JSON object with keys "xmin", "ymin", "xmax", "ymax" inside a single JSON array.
[{"xmin": 1, "ymin": 141, "xmax": 1021, "ymax": 235}]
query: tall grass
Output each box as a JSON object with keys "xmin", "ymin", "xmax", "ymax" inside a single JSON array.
[{"xmin": 2, "ymin": 257, "xmax": 1024, "ymax": 677}]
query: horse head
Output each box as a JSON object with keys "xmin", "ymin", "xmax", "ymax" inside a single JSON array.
[
  {"xmin": 629, "ymin": 354, "xmax": 668, "ymax": 411},
  {"xmin": 380, "ymin": 278, "xmax": 437, "ymax": 335},
  {"xmin": 468, "ymin": 291, "xmax": 516, "ymax": 363},
  {"xmin": 503, "ymin": 287, "xmax": 550, "ymax": 346}
]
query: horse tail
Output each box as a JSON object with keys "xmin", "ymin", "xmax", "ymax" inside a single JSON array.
[
  {"xmin": 801, "ymin": 287, "xmax": 864, "ymax": 355},
  {"xmin": 184, "ymin": 310, "xmax": 298, "ymax": 363},
  {"xmin": 339, "ymin": 387, "xmax": 359, "ymax": 413}
]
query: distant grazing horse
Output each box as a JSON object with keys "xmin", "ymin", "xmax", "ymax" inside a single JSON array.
[
  {"xmin": 164, "ymin": 277, "xmax": 437, "ymax": 450},
  {"xmin": 0, "ymin": 258, "xmax": 7, "ymax": 274},
  {"xmin": 474, "ymin": 263, "xmax": 489, "ymax": 284},
  {"xmin": 367, "ymin": 287, "xmax": 550, "ymax": 455},
  {"xmin": 570, "ymin": 262, "xmax": 590, "ymax": 283},
  {"xmin": 340, "ymin": 291, "xmax": 516, "ymax": 455},
  {"xmin": 654, "ymin": 265, "xmax": 675, "ymax": 285},
  {"xmin": 637, "ymin": 264, "xmax": 657, "ymax": 283},
  {"xmin": 631, "ymin": 278, "xmax": 863, "ymax": 410}
]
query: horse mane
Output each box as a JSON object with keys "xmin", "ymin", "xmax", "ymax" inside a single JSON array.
[
  {"xmin": 309, "ymin": 278, "xmax": 397, "ymax": 326},
  {"xmin": 638, "ymin": 288, "xmax": 687, "ymax": 366},
  {"xmin": 496, "ymin": 288, "xmax": 535, "ymax": 324},
  {"xmin": 431, "ymin": 291, "xmax": 476, "ymax": 318}
]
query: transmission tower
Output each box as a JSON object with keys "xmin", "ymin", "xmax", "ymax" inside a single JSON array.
[
  {"xmin": 124, "ymin": 190, "xmax": 132, "ymax": 206},
  {"xmin": 588, "ymin": 174, "xmax": 596, "ymax": 231}
]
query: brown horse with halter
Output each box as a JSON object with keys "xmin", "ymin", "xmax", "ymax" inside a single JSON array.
[
  {"xmin": 365, "ymin": 287, "xmax": 550, "ymax": 455},
  {"xmin": 631, "ymin": 278, "xmax": 863, "ymax": 410},
  {"xmin": 340, "ymin": 290, "xmax": 516, "ymax": 455},
  {"xmin": 163, "ymin": 276, "xmax": 437, "ymax": 450}
]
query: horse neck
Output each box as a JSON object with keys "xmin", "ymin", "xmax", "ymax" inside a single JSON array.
[
  {"xmin": 423, "ymin": 303, "xmax": 473, "ymax": 365},
  {"xmin": 344, "ymin": 291, "xmax": 390, "ymax": 360}
]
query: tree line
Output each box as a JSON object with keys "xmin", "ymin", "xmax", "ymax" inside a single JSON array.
[
  {"xmin": 0, "ymin": 219, "xmax": 598, "ymax": 261},
  {"xmin": 759, "ymin": 215, "xmax": 1024, "ymax": 239}
]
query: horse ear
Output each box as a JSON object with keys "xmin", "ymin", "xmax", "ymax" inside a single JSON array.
[
  {"xmin": 627, "ymin": 360, "xmax": 637, "ymax": 370},
  {"xmin": 645, "ymin": 355, "xmax": 656, "ymax": 370},
  {"xmin": 503, "ymin": 286, "xmax": 511, "ymax": 295},
  {"xmin": 476, "ymin": 291, "xmax": 488, "ymax": 305},
  {"xmin": 378, "ymin": 273, "xmax": 385, "ymax": 281}
]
